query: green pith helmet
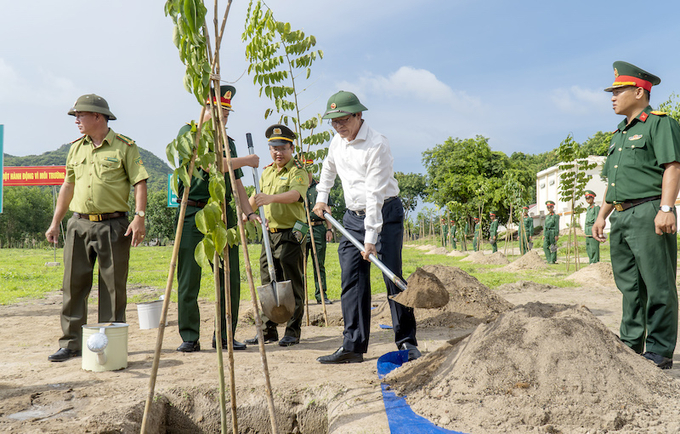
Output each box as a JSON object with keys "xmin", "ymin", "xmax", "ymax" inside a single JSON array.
[
  {"xmin": 207, "ymin": 85, "xmax": 236, "ymax": 111},
  {"xmin": 266, "ymin": 123, "xmax": 296, "ymax": 146},
  {"xmin": 68, "ymin": 94, "xmax": 116, "ymax": 120},
  {"xmin": 604, "ymin": 61, "xmax": 661, "ymax": 92},
  {"xmin": 322, "ymin": 91, "xmax": 368, "ymax": 119}
]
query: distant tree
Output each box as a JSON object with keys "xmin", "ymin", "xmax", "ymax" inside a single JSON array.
[
  {"xmin": 394, "ymin": 171, "xmax": 425, "ymax": 222},
  {"xmin": 658, "ymin": 93, "xmax": 680, "ymax": 122},
  {"xmin": 581, "ymin": 131, "xmax": 613, "ymax": 156},
  {"xmin": 0, "ymin": 186, "xmax": 55, "ymax": 247},
  {"xmin": 145, "ymin": 190, "xmax": 176, "ymax": 244}
]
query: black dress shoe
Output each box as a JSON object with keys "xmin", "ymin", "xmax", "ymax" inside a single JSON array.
[
  {"xmin": 244, "ymin": 329, "xmax": 279, "ymax": 345},
  {"xmin": 212, "ymin": 334, "xmax": 247, "ymax": 351},
  {"xmin": 400, "ymin": 342, "xmax": 422, "ymax": 361},
  {"xmin": 317, "ymin": 346, "xmax": 363, "ymax": 364},
  {"xmin": 177, "ymin": 341, "xmax": 200, "ymax": 352},
  {"xmin": 278, "ymin": 336, "xmax": 299, "ymax": 347},
  {"xmin": 643, "ymin": 351, "xmax": 673, "ymax": 369},
  {"xmin": 48, "ymin": 348, "xmax": 81, "ymax": 362}
]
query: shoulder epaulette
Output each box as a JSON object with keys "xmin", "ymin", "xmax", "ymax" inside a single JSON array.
[
  {"xmin": 294, "ymin": 159, "xmax": 304, "ymax": 169},
  {"xmin": 264, "ymin": 162, "xmax": 274, "ymax": 169},
  {"xmin": 116, "ymin": 133, "xmax": 135, "ymax": 146},
  {"xmin": 651, "ymin": 111, "xmax": 668, "ymax": 116},
  {"xmin": 70, "ymin": 135, "xmax": 86, "ymax": 144}
]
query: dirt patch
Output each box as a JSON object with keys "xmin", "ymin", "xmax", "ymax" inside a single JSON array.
[
  {"xmin": 496, "ymin": 280, "xmax": 557, "ymax": 293},
  {"xmin": 471, "ymin": 251, "xmax": 509, "ymax": 265},
  {"xmin": 446, "ymin": 250, "xmax": 466, "ymax": 257},
  {"xmin": 502, "ymin": 250, "xmax": 548, "ymax": 271},
  {"xmin": 425, "ymin": 247, "xmax": 448, "ymax": 255},
  {"xmin": 566, "ymin": 261, "xmax": 616, "ymax": 287},
  {"xmin": 460, "ymin": 251, "xmax": 485, "ymax": 262},
  {"xmin": 390, "ymin": 267, "xmax": 450, "ymax": 309},
  {"xmin": 386, "ymin": 302, "xmax": 680, "ymax": 433}
]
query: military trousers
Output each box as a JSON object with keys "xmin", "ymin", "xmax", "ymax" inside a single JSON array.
[
  {"xmin": 60, "ymin": 215, "xmax": 131, "ymax": 351},
  {"xmin": 259, "ymin": 229, "xmax": 306, "ymax": 339},
  {"xmin": 338, "ymin": 199, "xmax": 417, "ymax": 353},
  {"xmin": 490, "ymin": 236, "xmax": 498, "ymax": 253},
  {"xmin": 543, "ymin": 229, "xmax": 558, "ymax": 263},
  {"xmin": 609, "ymin": 200, "xmax": 678, "ymax": 358},
  {"xmin": 177, "ymin": 206, "xmax": 240, "ymax": 343},
  {"xmin": 305, "ymin": 223, "xmax": 329, "ymax": 302},
  {"xmin": 585, "ymin": 225, "xmax": 600, "ymax": 264},
  {"xmin": 472, "ymin": 234, "xmax": 479, "ymax": 251}
]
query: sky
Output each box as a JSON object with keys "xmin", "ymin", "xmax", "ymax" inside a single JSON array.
[{"xmin": 2, "ymin": 0, "xmax": 680, "ymax": 184}]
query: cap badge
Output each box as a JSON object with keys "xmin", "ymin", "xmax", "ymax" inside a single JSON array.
[
  {"xmin": 330, "ymin": 103, "xmax": 336, "ymax": 109},
  {"xmin": 225, "ymin": 91, "xmax": 232, "ymax": 99},
  {"xmin": 273, "ymin": 128, "xmax": 282, "ymax": 135},
  {"xmin": 614, "ymin": 68, "xmax": 619, "ymax": 78}
]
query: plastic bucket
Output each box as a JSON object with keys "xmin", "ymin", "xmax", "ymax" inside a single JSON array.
[
  {"xmin": 137, "ymin": 300, "xmax": 166, "ymax": 329},
  {"xmin": 82, "ymin": 323, "xmax": 128, "ymax": 372}
]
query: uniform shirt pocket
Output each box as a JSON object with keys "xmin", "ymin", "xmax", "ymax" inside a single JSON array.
[
  {"xmin": 96, "ymin": 152, "xmax": 124, "ymax": 181},
  {"xmin": 72, "ymin": 156, "xmax": 88, "ymax": 180}
]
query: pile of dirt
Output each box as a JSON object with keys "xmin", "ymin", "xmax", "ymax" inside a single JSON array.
[
  {"xmin": 415, "ymin": 244, "xmax": 437, "ymax": 251},
  {"xmin": 386, "ymin": 302, "xmax": 680, "ymax": 433},
  {"xmin": 390, "ymin": 268, "xmax": 450, "ymax": 309},
  {"xmin": 567, "ymin": 261, "xmax": 616, "ymax": 287},
  {"xmin": 446, "ymin": 250, "xmax": 466, "ymax": 257},
  {"xmin": 496, "ymin": 280, "xmax": 557, "ymax": 293},
  {"xmin": 460, "ymin": 251, "xmax": 485, "ymax": 262},
  {"xmin": 502, "ymin": 250, "xmax": 547, "ymax": 271},
  {"xmin": 425, "ymin": 247, "xmax": 448, "ymax": 255},
  {"xmin": 473, "ymin": 251, "xmax": 509, "ymax": 265}
]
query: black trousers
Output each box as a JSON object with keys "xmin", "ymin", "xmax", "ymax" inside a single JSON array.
[{"xmin": 338, "ymin": 198, "xmax": 417, "ymax": 353}]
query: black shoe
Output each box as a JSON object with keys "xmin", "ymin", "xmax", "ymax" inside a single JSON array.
[
  {"xmin": 316, "ymin": 298, "xmax": 333, "ymax": 305},
  {"xmin": 278, "ymin": 336, "xmax": 299, "ymax": 347},
  {"xmin": 244, "ymin": 329, "xmax": 279, "ymax": 345},
  {"xmin": 317, "ymin": 346, "xmax": 363, "ymax": 364},
  {"xmin": 212, "ymin": 334, "xmax": 247, "ymax": 351},
  {"xmin": 400, "ymin": 342, "xmax": 422, "ymax": 361},
  {"xmin": 643, "ymin": 352, "xmax": 673, "ymax": 369},
  {"xmin": 48, "ymin": 348, "xmax": 80, "ymax": 362},
  {"xmin": 177, "ymin": 341, "xmax": 200, "ymax": 352}
]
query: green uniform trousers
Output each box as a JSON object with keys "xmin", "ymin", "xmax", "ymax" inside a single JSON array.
[
  {"xmin": 259, "ymin": 229, "xmax": 306, "ymax": 339},
  {"xmin": 472, "ymin": 234, "xmax": 479, "ymax": 252},
  {"xmin": 519, "ymin": 231, "xmax": 530, "ymax": 255},
  {"xmin": 609, "ymin": 201, "xmax": 678, "ymax": 358},
  {"xmin": 585, "ymin": 225, "xmax": 600, "ymax": 264},
  {"xmin": 543, "ymin": 229, "xmax": 558, "ymax": 263},
  {"xmin": 490, "ymin": 237, "xmax": 497, "ymax": 253},
  {"xmin": 306, "ymin": 223, "xmax": 329, "ymax": 302},
  {"xmin": 60, "ymin": 215, "xmax": 131, "ymax": 351},
  {"xmin": 177, "ymin": 206, "xmax": 240, "ymax": 343}
]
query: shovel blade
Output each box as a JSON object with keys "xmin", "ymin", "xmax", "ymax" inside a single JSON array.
[{"xmin": 257, "ymin": 280, "xmax": 295, "ymax": 324}]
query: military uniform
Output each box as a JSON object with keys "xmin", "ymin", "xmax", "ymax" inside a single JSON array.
[
  {"xmin": 543, "ymin": 204, "xmax": 559, "ymax": 264},
  {"xmin": 489, "ymin": 213, "xmax": 499, "ymax": 253},
  {"xmin": 520, "ymin": 210, "xmax": 533, "ymax": 255},
  {"xmin": 584, "ymin": 191, "xmax": 600, "ymax": 264},
  {"xmin": 449, "ymin": 221, "xmax": 457, "ymax": 249},
  {"xmin": 175, "ymin": 123, "xmax": 243, "ymax": 345},
  {"xmin": 472, "ymin": 219, "xmax": 480, "ymax": 251},
  {"xmin": 306, "ymin": 178, "xmax": 332, "ymax": 303},
  {"xmin": 601, "ymin": 63, "xmax": 680, "ymax": 362},
  {"xmin": 60, "ymin": 128, "xmax": 148, "ymax": 351},
  {"xmin": 440, "ymin": 219, "xmax": 448, "ymax": 247}
]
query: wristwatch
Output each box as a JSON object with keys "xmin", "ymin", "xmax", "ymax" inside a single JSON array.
[
  {"xmin": 659, "ymin": 205, "xmax": 674, "ymax": 213},
  {"xmin": 135, "ymin": 211, "xmax": 146, "ymax": 217}
]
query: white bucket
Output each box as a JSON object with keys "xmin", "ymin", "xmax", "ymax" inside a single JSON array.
[
  {"xmin": 136, "ymin": 300, "xmax": 166, "ymax": 329},
  {"xmin": 82, "ymin": 323, "xmax": 128, "ymax": 372}
]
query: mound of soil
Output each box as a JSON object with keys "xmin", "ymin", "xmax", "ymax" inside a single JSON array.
[
  {"xmin": 496, "ymin": 280, "xmax": 557, "ymax": 293},
  {"xmin": 472, "ymin": 251, "xmax": 509, "ymax": 265},
  {"xmin": 425, "ymin": 247, "xmax": 448, "ymax": 255},
  {"xmin": 567, "ymin": 262, "xmax": 616, "ymax": 287},
  {"xmin": 415, "ymin": 244, "xmax": 437, "ymax": 251},
  {"xmin": 502, "ymin": 250, "xmax": 547, "ymax": 271},
  {"xmin": 460, "ymin": 251, "xmax": 485, "ymax": 262},
  {"xmin": 386, "ymin": 302, "xmax": 680, "ymax": 433},
  {"xmin": 390, "ymin": 268, "xmax": 450, "ymax": 309},
  {"xmin": 446, "ymin": 250, "xmax": 466, "ymax": 257}
]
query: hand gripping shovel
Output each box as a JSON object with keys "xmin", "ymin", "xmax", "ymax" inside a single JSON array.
[
  {"xmin": 323, "ymin": 212, "xmax": 408, "ymax": 292},
  {"xmin": 247, "ymin": 133, "xmax": 295, "ymax": 324}
]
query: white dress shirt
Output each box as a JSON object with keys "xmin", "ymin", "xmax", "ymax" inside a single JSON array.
[{"xmin": 316, "ymin": 121, "xmax": 400, "ymax": 245}]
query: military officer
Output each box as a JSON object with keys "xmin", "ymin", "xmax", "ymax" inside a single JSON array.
[
  {"xmin": 489, "ymin": 212, "xmax": 499, "ymax": 253},
  {"xmin": 440, "ymin": 217, "xmax": 448, "ymax": 248},
  {"xmin": 584, "ymin": 190, "xmax": 600, "ymax": 264},
  {"xmin": 246, "ymin": 124, "xmax": 308, "ymax": 347},
  {"xmin": 175, "ymin": 85, "xmax": 261, "ymax": 353},
  {"xmin": 543, "ymin": 201, "xmax": 559, "ymax": 264},
  {"xmin": 449, "ymin": 219, "xmax": 457, "ymax": 249},
  {"xmin": 305, "ymin": 169, "xmax": 333, "ymax": 304},
  {"xmin": 593, "ymin": 61, "xmax": 680, "ymax": 369},
  {"xmin": 45, "ymin": 94, "xmax": 149, "ymax": 362},
  {"xmin": 472, "ymin": 217, "xmax": 481, "ymax": 252},
  {"xmin": 520, "ymin": 206, "xmax": 533, "ymax": 255}
]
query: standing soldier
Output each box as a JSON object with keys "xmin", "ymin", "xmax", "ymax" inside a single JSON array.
[
  {"xmin": 472, "ymin": 217, "xmax": 481, "ymax": 252},
  {"xmin": 489, "ymin": 212, "xmax": 499, "ymax": 253},
  {"xmin": 45, "ymin": 94, "xmax": 148, "ymax": 362},
  {"xmin": 520, "ymin": 206, "xmax": 533, "ymax": 255},
  {"xmin": 246, "ymin": 124, "xmax": 308, "ymax": 347},
  {"xmin": 593, "ymin": 61, "xmax": 680, "ymax": 369},
  {"xmin": 584, "ymin": 190, "xmax": 600, "ymax": 264},
  {"xmin": 543, "ymin": 200, "xmax": 560, "ymax": 264},
  {"xmin": 440, "ymin": 217, "xmax": 448, "ymax": 248},
  {"xmin": 305, "ymin": 169, "xmax": 333, "ymax": 305},
  {"xmin": 449, "ymin": 219, "xmax": 457, "ymax": 250}
]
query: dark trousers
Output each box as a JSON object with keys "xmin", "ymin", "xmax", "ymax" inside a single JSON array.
[
  {"xmin": 60, "ymin": 215, "xmax": 131, "ymax": 350},
  {"xmin": 177, "ymin": 207, "xmax": 240, "ymax": 342},
  {"xmin": 306, "ymin": 223, "xmax": 328, "ymax": 301},
  {"xmin": 338, "ymin": 198, "xmax": 417, "ymax": 353}
]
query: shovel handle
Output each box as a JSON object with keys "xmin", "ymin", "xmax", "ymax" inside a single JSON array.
[
  {"xmin": 323, "ymin": 212, "xmax": 407, "ymax": 292},
  {"xmin": 247, "ymin": 133, "xmax": 276, "ymax": 283}
]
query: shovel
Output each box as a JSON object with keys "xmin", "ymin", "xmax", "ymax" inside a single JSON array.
[
  {"xmin": 246, "ymin": 133, "xmax": 295, "ymax": 324},
  {"xmin": 323, "ymin": 212, "xmax": 408, "ymax": 292}
]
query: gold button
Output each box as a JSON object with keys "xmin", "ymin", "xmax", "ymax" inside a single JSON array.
[
  {"xmin": 623, "ymin": 131, "xmax": 627, "ymax": 134},
  {"xmin": 614, "ymin": 165, "xmax": 618, "ymax": 168},
  {"xmin": 611, "ymin": 183, "xmax": 615, "ymax": 186},
  {"xmin": 618, "ymin": 148, "xmax": 622, "ymax": 151}
]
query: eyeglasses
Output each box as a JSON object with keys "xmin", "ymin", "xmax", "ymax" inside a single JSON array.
[{"xmin": 330, "ymin": 114, "xmax": 355, "ymax": 126}]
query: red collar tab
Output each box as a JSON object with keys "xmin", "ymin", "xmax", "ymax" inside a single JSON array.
[{"xmin": 639, "ymin": 112, "xmax": 649, "ymax": 122}]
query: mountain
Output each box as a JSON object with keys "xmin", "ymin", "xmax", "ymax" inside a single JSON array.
[{"xmin": 3, "ymin": 144, "xmax": 173, "ymax": 192}]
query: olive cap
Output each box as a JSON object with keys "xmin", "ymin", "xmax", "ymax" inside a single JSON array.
[
  {"xmin": 604, "ymin": 61, "xmax": 660, "ymax": 92},
  {"xmin": 68, "ymin": 94, "xmax": 116, "ymax": 120},
  {"xmin": 585, "ymin": 190, "xmax": 596, "ymax": 197},
  {"xmin": 266, "ymin": 124, "xmax": 296, "ymax": 146},
  {"xmin": 546, "ymin": 200, "xmax": 556, "ymax": 206},
  {"xmin": 322, "ymin": 91, "xmax": 368, "ymax": 119}
]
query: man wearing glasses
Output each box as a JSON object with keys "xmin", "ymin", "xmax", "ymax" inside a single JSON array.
[
  {"xmin": 593, "ymin": 61, "xmax": 680, "ymax": 369},
  {"xmin": 313, "ymin": 91, "xmax": 419, "ymax": 364}
]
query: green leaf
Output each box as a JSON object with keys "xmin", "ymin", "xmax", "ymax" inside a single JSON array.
[{"xmin": 194, "ymin": 238, "xmax": 215, "ymax": 270}]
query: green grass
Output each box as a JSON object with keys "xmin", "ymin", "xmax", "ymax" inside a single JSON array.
[{"xmin": 0, "ymin": 235, "xmax": 600, "ymax": 305}]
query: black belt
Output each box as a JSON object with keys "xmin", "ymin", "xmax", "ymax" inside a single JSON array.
[
  {"xmin": 611, "ymin": 195, "xmax": 661, "ymax": 212},
  {"xmin": 269, "ymin": 227, "xmax": 292, "ymax": 233},
  {"xmin": 311, "ymin": 221, "xmax": 325, "ymax": 226},
  {"xmin": 74, "ymin": 212, "xmax": 128, "ymax": 222},
  {"xmin": 186, "ymin": 199, "xmax": 208, "ymax": 208},
  {"xmin": 349, "ymin": 196, "xmax": 399, "ymax": 217}
]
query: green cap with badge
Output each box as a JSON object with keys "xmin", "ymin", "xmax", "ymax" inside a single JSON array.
[
  {"xmin": 604, "ymin": 61, "xmax": 661, "ymax": 92},
  {"xmin": 68, "ymin": 94, "xmax": 116, "ymax": 120},
  {"xmin": 322, "ymin": 91, "xmax": 368, "ymax": 119},
  {"xmin": 266, "ymin": 123, "xmax": 296, "ymax": 146}
]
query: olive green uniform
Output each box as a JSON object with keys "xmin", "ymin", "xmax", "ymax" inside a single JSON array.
[
  {"xmin": 520, "ymin": 215, "xmax": 533, "ymax": 255},
  {"xmin": 449, "ymin": 223, "xmax": 457, "ymax": 249},
  {"xmin": 441, "ymin": 222, "xmax": 448, "ymax": 247},
  {"xmin": 305, "ymin": 179, "xmax": 331, "ymax": 303},
  {"xmin": 489, "ymin": 219, "xmax": 499, "ymax": 253},
  {"xmin": 60, "ymin": 129, "xmax": 148, "ymax": 351},
  {"xmin": 259, "ymin": 159, "xmax": 308, "ymax": 339},
  {"xmin": 584, "ymin": 204, "xmax": 600, "ymax": 264},
  {"xmin": 543, "ymin": 212, "xmax": 559, "ymax": 263},
  {"xmin": 603, "ymin": 106, "xmax": 680, "ymax": 358},
  {"xmin": 175, "ymin": 124, "xmax": 243, "ymax": 343},
  {"xmin": 472, "ymin": 221, "xmax": 480, "ymax": 251}
]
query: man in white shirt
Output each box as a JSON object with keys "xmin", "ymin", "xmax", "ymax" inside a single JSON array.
[{"xmin": 312, "ymin": 91, "xmax": 420, "ymax": 364}]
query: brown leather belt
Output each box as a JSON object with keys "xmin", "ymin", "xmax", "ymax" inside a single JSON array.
[
  {"xmin": 311, "ymin": 221, "xmax": 325, "ymax": 226},
  {"xmin": 74, "ymin": 212, "xmax": 128, "ymax": 222},
  {"xmin": 269, "ymin": 227, "xmax": 291, "ymax": 233},
  {"xmin": 186, "ymin": 200, "xmax": 208, "ymax": 208},
  {"xmin": 350, "ymin": 196, "xmax": 398, "ymax": 217},
  {"xmin": 612, "ymin": 195, "xmax": 661, "ymax": 212}
]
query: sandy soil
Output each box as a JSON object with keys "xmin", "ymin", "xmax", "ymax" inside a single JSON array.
[{"xmin": 2, "ymin": 257, "xmax": 679, "ymax": 433}]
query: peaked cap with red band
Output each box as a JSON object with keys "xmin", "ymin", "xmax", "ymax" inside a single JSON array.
[
  {"xmin": 207, "ymin": 85, "xmax": 236, "ymax": 111},
  {"xmin": 604, "ymin": 61, "xmax": 660, "ymax": 93}
]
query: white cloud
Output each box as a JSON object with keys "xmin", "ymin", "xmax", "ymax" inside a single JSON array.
[
  {"xmin": 550, "ymin": 85, "xmax": 608, "ymax": 115},
  {"xmin": 0, "ymin": 58, "xmax": 79, "ymax": 106}
]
